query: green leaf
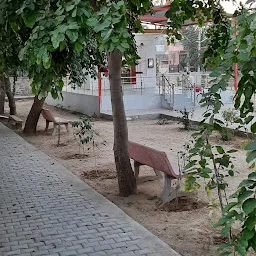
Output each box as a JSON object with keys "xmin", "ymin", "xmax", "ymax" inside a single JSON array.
[
  {"xmin": 86, "ymin": 17, "xmax": 98, "ymax": 28},
  {"xmin": 238, "ymin": 179, "xmax": 256, "ymax": 188},
  {"xmin": 242, "ymin": 198, "xmax": 256, "ymax": 214},
  {"xmin": 103, "ymin": 28, "xmax": 113, "ymax": 41},
  {"xmin": 176, "ymin": 34, "xmax": 182, "ymax": 40},
  {"xmin": 246, "ymin": 150, "xmax": 256, "ymax": 163},
  {"xmin": 74, "ymin": 42, "xmax": 83, "ymax": 53},
  {"xmin": 202, "ymin": 167, "xmax": 212, "ymax": 173},
  {"xmin": 227, "ymin": 149, "xmax": 238, "ymax": 153},
  {"xmin": 248, "ymin": 172, "xmax": 256, "ymax": 179},
  {"xmin": 66, "ymin": 4, "xmax": 75, "ymax": 12},
  {"xmin": 72, "ymin": 8, "xmax": 77, "ymax": 18},
  {"xmin": 24, "ymin": 12, "xmax": 37, "ymax": 28},
  {"xmin": 215, "ymin": 215, "xmax": 230, "ymax": 227},
  {"xmin": 186, "ymin": 176, "xmax": 196, "ymax": 185},
  {"xmin": 209, "ymin": 69, "xmax": 221, "ymax": 78},
  {"xmin": 244, "ymin": 115, "xmax": 253, "ymax": 124},
  {"xmin": 244, "ymin": 142, "xmax": 256, "ymax": 151},
  {"xmin": 184, "ymin": 160, "xmax": 197, "ymax": 170},
  {"xmin": 221, "ymin": 221, "xmax": 233, "ymax": 237},
  {"xmin": 59, "ymin": 41, "xmax": 66, "ymax": 51},
  {"xmin": 66, "ymin": 30, "xmax": 78, "ymax": 42},
  {"xmin": 121, "ymin": 42, "xmax": 129, "ymax": 49},
  {"xmin": 98, "ymin": 6, "xmax": 109, "ymax": 16},
  {"xmin": 223, "ymin": 202, "xmax": 238, "ymax": 213},
  {"xmin": 238, "ymin": 52, "xmax": 250, "ymax": 62},
  {"xmin": 241, "ymin": 228, "xmax": 254, "ymax": 241},
  {"xmin": 234, "ymin": 244, "xmax": 247, "ymax": 256},
  {"xmin": 51, "ymin": 33, "xmax": 65, "ymax": 49},
  {"xmin": 216, "ymin": 146, "xmax": 225, "ymax": 154},
  {"xmin": 217, "ymin": 243, "xmax": 233, "ymax": 251},
  {"xmin": 67, "ymin": 22, "xmax": 79, "ymax": 30},
  {"xmin": 251, "ymin": 122, "xmax": 256, "ymax": 133},
  {"xmin": 43, "ymin": 59, "xmax": 51, "ymax": 69},
  {"xmin": 238, "ymin": 190, "xmax": 254, "ymax": 203},
  {"xmin": 228, "ymin": 169, "xmax": 234, "ymax": 177},
  {"xmin": 94, "ymin": 18, "xmax": 111, "ymax": 33},
  {"xmin": 18, "ymin": 47, "xmax": 26, "ymax": 61},
  {"xmin": 244, "ymin": 216, "xmax": 256, "ymax": 230}
]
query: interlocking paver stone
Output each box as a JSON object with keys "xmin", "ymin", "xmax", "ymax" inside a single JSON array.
[{"xmin": 0, "ymin": 123, "xmax": 180, "ymax": 256}]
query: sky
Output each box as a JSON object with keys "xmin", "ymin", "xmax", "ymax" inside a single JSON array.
[{"xmin": 221, "ymin": 0, "xmax": 247, "ymax": 14}]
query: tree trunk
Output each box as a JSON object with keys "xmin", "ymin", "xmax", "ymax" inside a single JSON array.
[
  {"xmin": 108, "ymin": 49, "xmax": 137, "ymax": 196},
  {"xmin": 23, "ymin": 96, "xmax": 45, "ymax": 135},
  {"xmin": 4, "ymin": 77, "xmax": 16, "ymax": 115},
  {"xmin": 0, "ymin": 75, "xmax": 6, "ymax": 114}
]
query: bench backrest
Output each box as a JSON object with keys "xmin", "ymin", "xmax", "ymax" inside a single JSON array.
[
  {"xmin": 41, "ymin": 109, "xmax": 56, "ymax": 122},
  {"xmin": 128, "ymin": 141, "xmax": 181, "ymax": 179}
]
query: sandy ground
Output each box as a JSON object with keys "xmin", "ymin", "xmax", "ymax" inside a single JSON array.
[{"xmin": 2, "ymin": 99, "xmax": 255, "ymax": 256}]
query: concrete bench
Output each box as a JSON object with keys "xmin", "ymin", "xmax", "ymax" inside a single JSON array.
[
  {"xmin": 128, "ymin": 141, "xmax": 187, "ymax": 203},
  {"xmin": 8, "ymin": 115, "xmax": 23, "ymax": 129},
  {"xmin": 41, "ymin": 109, "xmax": 70, "ymax": 144}
]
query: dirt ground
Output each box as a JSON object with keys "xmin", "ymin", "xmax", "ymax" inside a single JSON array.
[{"xmin": 2, "ymin": 99, "xmax": 255, "ymax": 256}]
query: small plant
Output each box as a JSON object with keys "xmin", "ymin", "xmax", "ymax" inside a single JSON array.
[
  {"xmin": 157, "ymin": 117, "xmax": 168, "ymax": 125},
  {"xmin": 180, "ymin": 108, "xmax": 194, "ymax": 130},
  {"xmin": 71, "ymin": 116, "xmax": 98, "ymax": 155},
  {"xmin": 222, "ymin": 108, "xmax": 238, "ymax": 126},
  {"xmin": 221, "ymin": 108, "xmax": 238, "ymax": 141}
]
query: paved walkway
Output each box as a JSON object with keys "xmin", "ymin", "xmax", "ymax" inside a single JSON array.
[{"xmin": 0, "ymin": 123, "xmax": 180, "ymax": 256}]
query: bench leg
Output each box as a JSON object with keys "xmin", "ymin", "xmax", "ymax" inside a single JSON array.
[
  {"xmin": 161, "ymin": 174, "xmax": 181, "ymax": 204},
  {"xmin": 134, "ymin": 161, "xmax": 140, "ymax": 179},
  {"xmin": 160, "ymin": 174, "xmax": 192, "ymax": 204},
  {"xmin": 14, "ymin": 123, "xmax": 22, "ymax": 130},
  {"xmin": 44, "ymin": 120, "xmax": 49, "ymax": 132},
  {"xmin": 57, "ymin": 124, "xmax": 61, "ymax": 145},
  {"xmin": 153, "ymin": 169, "xmax": 163, "ymax": 178},
  {"xmin": 64, "ymin": 123, "xmax": 69, "ymax": 133},
  {"xmin": 52, "ymin": 123, "xmax": 57, "ymax": 135}
]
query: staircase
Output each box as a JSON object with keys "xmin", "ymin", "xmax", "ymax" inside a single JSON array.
[
  {"xmin": 158, "ymin": 73, "xmax": 196, "ymax": 110},
  {"xmin": 157, "ymin": 74, "xmax": 174, "ymax": 110}
]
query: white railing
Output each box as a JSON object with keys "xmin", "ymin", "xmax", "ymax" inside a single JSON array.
[
  {"xmin": 63, "ymin": 75, "xmax": 159, "ymax": 96},
  {"xmin": 62, "ymin": 72, "xmax": 237, "ymax": 101}
]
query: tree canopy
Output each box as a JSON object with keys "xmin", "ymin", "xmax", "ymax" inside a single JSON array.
[{"xmin": 1, "ymin": 1, "xmax": 256, "ymax": 253}]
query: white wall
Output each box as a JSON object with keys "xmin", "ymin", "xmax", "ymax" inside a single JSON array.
[
  {"xmin": 134, "ymin": 34, "xmax": 157, "ymax": 89},
  {"xmin": 45, "ymin": 91, "xmax": 100, "ymax": 116},
  {"xmin": 78, "ymin": 34, "xmax": 158, "ymax": 91},
  {"xmin": 101, "ymin": 94, "xmax": 162, "ymax": 113},
  {"xmin": 9, "ymin": 77, "xmax": 32, "ymax": 96}
]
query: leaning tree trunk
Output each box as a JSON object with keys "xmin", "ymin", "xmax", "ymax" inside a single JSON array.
[
  {"xmin": 4, "ymin": 77, "xmax": 16, "ymax": 115},
  {"xmin": 0, "ymin": 75, "xmax": 6, "ymax": 114},
  {"xmin": 23, "ymin": 96, "xmax": 45, "ymax": 135},
  {"xmin": 108, "ymin": 49, "xmax": 137, "ymax": 196}
]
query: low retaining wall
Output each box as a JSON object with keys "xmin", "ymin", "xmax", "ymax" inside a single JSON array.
[
  {"xmin": 101, "ymin": 94, "xmax": 162, "ymax": 113},
  {"xmin": 45, "ymin": 91, "xmax": 99, "ymax": 116}
]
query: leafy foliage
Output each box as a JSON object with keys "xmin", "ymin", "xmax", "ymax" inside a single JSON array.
[
  {"xmin": 0, "ymin": 0, "xmax": 104, "ymax": 100},
  {"xmin": 2, "ymin": 1, "xmax": 255, "ymax": 252},
  {"xmin": 182, "ymin": 1, "xmax": 256, "ymax": 255},
  {"xmin": 181, "ymin": 26, "xmax": 208, "ymax": 71}
]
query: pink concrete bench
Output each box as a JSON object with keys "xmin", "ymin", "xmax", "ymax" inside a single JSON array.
[
  {"xmin": 128, "ymin": 141, "xmax": 186, "ymax": 203},
  {"xmin": 8, "ymin": 115, "xmax": 23, "ymax": 129},
  {"xmin": 41, "ymin": 109, "xmax": 70, "ymax": 144}
]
